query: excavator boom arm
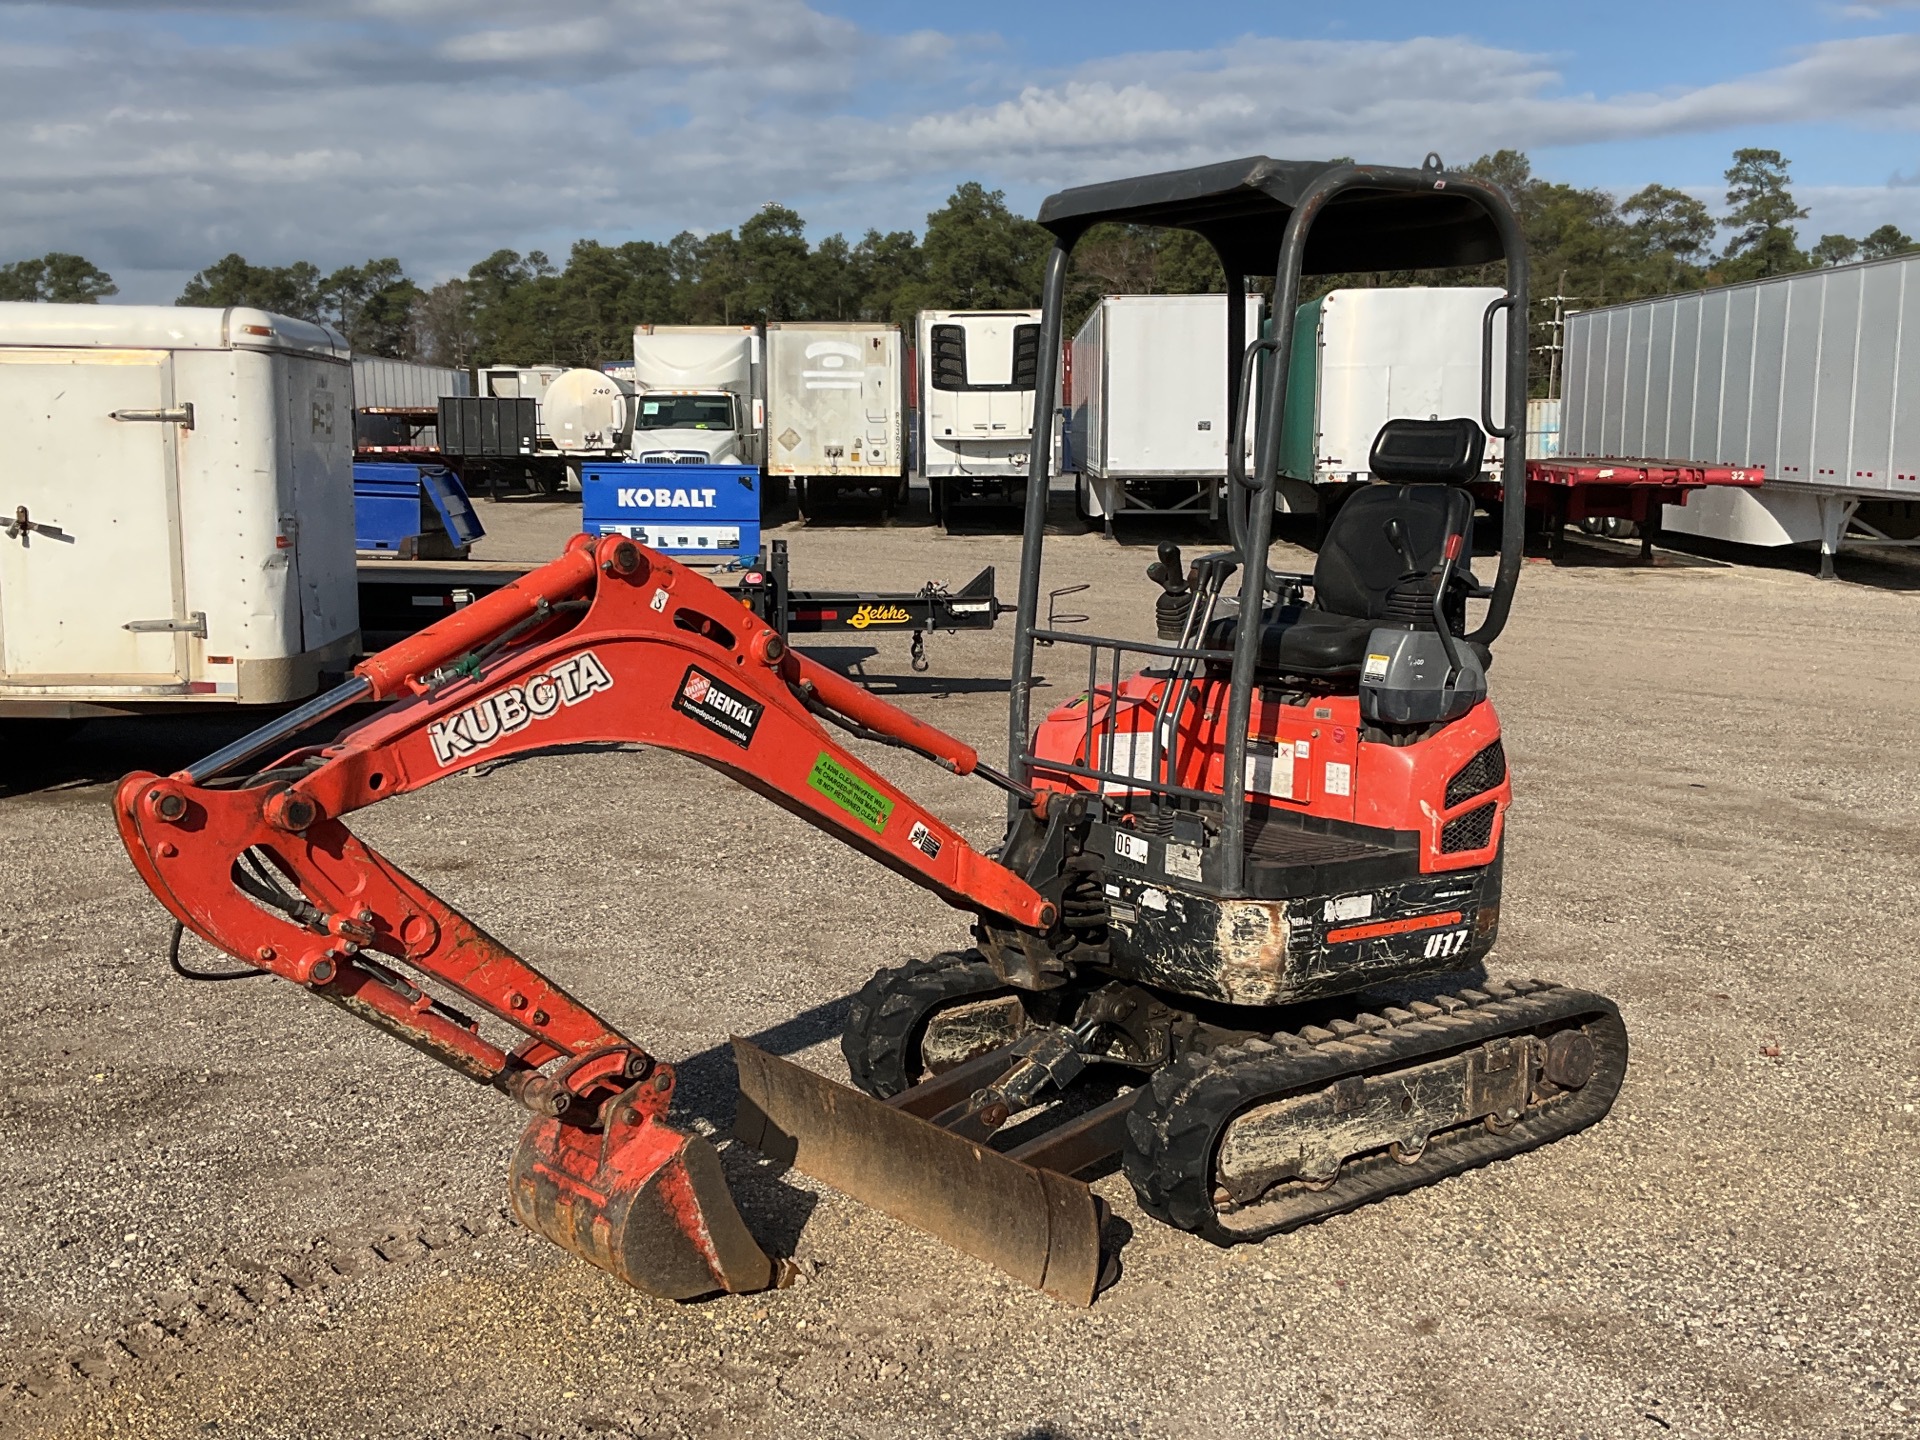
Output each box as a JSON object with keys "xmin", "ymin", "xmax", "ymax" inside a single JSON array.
[{"xmin": 113, "ymin": 534, "xmax": 1053, "ymax": 1300}]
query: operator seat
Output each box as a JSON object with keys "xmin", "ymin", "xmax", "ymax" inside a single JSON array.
[{"xmin": 1210, "ymin": 418, "xmax": 1486, "ymax": 678}]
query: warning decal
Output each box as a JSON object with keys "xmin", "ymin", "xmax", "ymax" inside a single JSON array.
[{"xmin": 807, "ymin": 753, "xmax": 895, "ymax": 834}]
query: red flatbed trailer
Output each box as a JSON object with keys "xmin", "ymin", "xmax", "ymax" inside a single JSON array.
[{"xmin": 1473, "ymin": 459, "xmax": 1766, "ymax": 562}]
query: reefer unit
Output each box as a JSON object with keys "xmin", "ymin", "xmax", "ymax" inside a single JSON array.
[
  {"xmin": 1279, "ymin": 286, "xmax": 1507, "ymax": 505},
  {"xmin": 0, "ymin": 303, "xmax": 359, "ymax": 715},
  {"xmin": 916, "ymin": 309, "xmax": 1042, "ymax": 522},
  {"xmin": 1069, "ymin": 293, "xmax": 1265, "ymax": 526},
  {"xmin": 1562, "ymin": 253, "xmax": 1920, "ymax": 562},
  {"xmin": 765, "ymin": 323, "xmax": 905, "ymax": 513}
]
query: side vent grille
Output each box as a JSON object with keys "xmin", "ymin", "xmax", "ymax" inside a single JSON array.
[
  {"xmin": 1444, "ymin": 740, "xmax": 1507, "ymax": 809},
  {"xmin": 1441, "ymin": 801, "xmax": 1498, "ymax": 854}
]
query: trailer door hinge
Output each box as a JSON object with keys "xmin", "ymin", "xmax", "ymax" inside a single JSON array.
[
  {"xmin": 125, "ymin": 612, "xmax": 209, "ymax": 638},
  {"xmin": 111, "ymin": 404, "xmax": 195, "ymax": 429}
]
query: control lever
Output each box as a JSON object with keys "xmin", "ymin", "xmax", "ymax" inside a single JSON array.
[
  {"xmin": 1384, "ymin": 517, "xmax": 1422, "ymax": 577},
  {"xmin": 1146, "ymin": 542, "xmax": 1194, "ymax": 641}
]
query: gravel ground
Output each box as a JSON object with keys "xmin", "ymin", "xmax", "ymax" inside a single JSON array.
[{"xmin": 2, "ymin": 484, "xmax": 1916, "ymax": 1439}]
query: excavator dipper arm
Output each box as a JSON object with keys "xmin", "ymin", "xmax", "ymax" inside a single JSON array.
[{"xmin": 114, "ymin": 534, "xmax": 1053, "ymax": 1300}]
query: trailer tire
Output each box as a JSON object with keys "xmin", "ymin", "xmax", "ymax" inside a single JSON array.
[{"xmin": 764, "ymin": 475, "xmax": 790, "ymax": 509}]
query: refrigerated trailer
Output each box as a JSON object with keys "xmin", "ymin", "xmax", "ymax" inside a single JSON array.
[
  {"xmin": 765, "ymin": 322, "xmax": 906, "ymax": 516},
  {"xmin": 1068, "ymin": 293, "xmax": 1265, "ymax": 530},
  {"xmin": 1562, "ymin": 252, "xmax": 1920, "ymax": 574},
  {"xmin": 0, "ymin": 303, "xmax": 359, "ymax": 718},
  {"xmin": 916, "ymin": 309, "xmax": 1041, "ymax": 526}
]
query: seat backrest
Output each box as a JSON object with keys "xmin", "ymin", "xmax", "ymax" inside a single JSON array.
[
  {"xmin": 1368, "ymin": 417, "xmax": 1486, "ymax": 483},
  {"xmin": 1312, "ymin": 486, "xmax": 1465, "ymax": 620}
]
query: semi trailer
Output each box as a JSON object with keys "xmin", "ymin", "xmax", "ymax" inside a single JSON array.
[
  {"xmin": 765, "ymin": 322, "xmax": 907, "ymax": 517},
  {"xmin": 1562, "ymin": 250, "xmax": 1920, "ymax": 575},
  {"xmin": 916, "ymin": 308, "xmax": 1042, "ymax": 527},
  {"xmin": 1068, "ymin": 293, "xmax": 1265, "ymax": 531}
]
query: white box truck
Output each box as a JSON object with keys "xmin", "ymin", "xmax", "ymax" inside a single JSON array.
[
  {"xmin": 631, "ymin": 325, "xmax": 763, "ymax": 465},
  {"xmin": 0, "ymin": 302, "xmax": 359, "ymax": 720},
  {"xmin": 916, "ymin": 309, "xmax": 1041, "ymax": 526},
  {"xmin": 1278, "ymin": 286, "xmax": 1507, "ymax": 514},
  {"xmin": 1069, "ymin": 293, "xmax": 1264, "ymax": 531},
  {"xmin": 765, "ymin": 322, "xmax": 905, "ymax": 516}
]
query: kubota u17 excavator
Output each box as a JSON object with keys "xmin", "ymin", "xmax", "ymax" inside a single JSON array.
[{"xmin": 115, "ymin": 156, "xmax": 1626, "ymax": 1306}]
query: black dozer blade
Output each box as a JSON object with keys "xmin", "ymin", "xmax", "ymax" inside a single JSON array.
[{"xmin": 731, "ymin": 1038, "xmax": 1108, "ymax": 1305}]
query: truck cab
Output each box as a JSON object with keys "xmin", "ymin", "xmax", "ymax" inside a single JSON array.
[{"xmin": 631, "ymin": 390, "xmax": 744, "ymax": 465}]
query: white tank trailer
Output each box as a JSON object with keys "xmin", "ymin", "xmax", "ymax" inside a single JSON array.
[
  {"xmin": 1562, "ymin": 251, "xmax": 1920, "ymax": 573},
  {"xmin": 0, "ymin": 303, "xmax": 359, "ymax": 718},
  {"xmin": 764, "ymin": 322, "xmax": 906, "ymax": 516},
  {"xmin": 540, "ymin": 368, "xmax": 635, "ymax": 457}
]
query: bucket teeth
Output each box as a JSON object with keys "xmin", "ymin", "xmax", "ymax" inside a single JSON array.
[{"xmin": 731, "ymin": 1038, "xmax": 1107, "ymax": 1305}]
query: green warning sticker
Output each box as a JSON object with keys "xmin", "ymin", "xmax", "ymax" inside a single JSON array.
[{"xmin": 807, "ymin": 752, "xmax": 894, "ymax": 833}]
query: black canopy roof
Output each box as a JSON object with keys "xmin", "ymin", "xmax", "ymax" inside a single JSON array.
[{"xmin": 1035, "ymin": 156, "xmax": 1507, "ymax": 276}]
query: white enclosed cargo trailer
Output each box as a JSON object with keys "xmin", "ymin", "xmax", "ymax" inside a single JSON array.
[
  {"xmin": 765, "ymin": 322, "xmax": 905, "ymax": 515},
  {"xmin": 1562, "ymin": 253, "xmax": 1920, "ymax": 572},
  {"xmin": 916, "ymin": 309, "xmax": 1041, "ymax": 526},
  {"xmin": 1278, "ymin": 286, "xmax": 1507, "ymax": 512},
  {"xmin": 0, "ymin": 303, "xmax": 359, "ymax": 718},
  {"xmin": 1068, "ymin": 293, "xmax": 1265, "ymax": 530}
]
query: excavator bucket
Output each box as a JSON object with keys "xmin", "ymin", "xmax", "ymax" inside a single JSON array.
[
  {"xmin": 508, "ymin": 1106, "xmax": 776, "ymax": 1300},
  {"xmin": 731, "ymin": 1039, "xmax": 1108, "ymax": 1305}
]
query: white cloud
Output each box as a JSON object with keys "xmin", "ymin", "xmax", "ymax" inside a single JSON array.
[{"xmin": 4, "ymin": 7, "xmax": 1920, "ymax": 301}]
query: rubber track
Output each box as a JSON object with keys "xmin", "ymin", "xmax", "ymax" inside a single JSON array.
[
  {"xmin": 840, "ymin": 950, "xmax": 1008, "ymax": 1099},
  {"xmin": 1123, "ymin": 979, "xmax": 1629, "ymax": 1244}
]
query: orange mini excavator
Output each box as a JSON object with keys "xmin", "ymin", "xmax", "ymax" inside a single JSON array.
[{"xmin": 116, "ymin": 156, "xmax": 1625, "ymax": 1306}]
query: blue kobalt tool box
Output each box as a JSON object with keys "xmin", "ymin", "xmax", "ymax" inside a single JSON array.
[
  {"xmin": 354, "ymin": 463, "xmax": 485, "ymax": 559},
  {"xmin": 580, "ymin": 463, "xmax": 761, "ymax": 562}
]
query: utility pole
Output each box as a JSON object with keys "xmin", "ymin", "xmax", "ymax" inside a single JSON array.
[{"xmin": 1534, "ymin": 269, "xmax": 1585, "ymax": 401}]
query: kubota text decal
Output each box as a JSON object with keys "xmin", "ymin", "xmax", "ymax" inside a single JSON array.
[{"xmin": 427, "ymin": 652, "xmax": 614, "ymax": 766}]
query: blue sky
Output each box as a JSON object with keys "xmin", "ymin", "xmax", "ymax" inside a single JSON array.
[{"xmin": 5, "ymin": 0, "xmax": 1920, "ymax": 302}]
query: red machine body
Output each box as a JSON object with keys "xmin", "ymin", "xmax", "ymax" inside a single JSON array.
[{"xmin": 1030, "ymin": 677, "xmax": 1507, "ymax": 875}]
